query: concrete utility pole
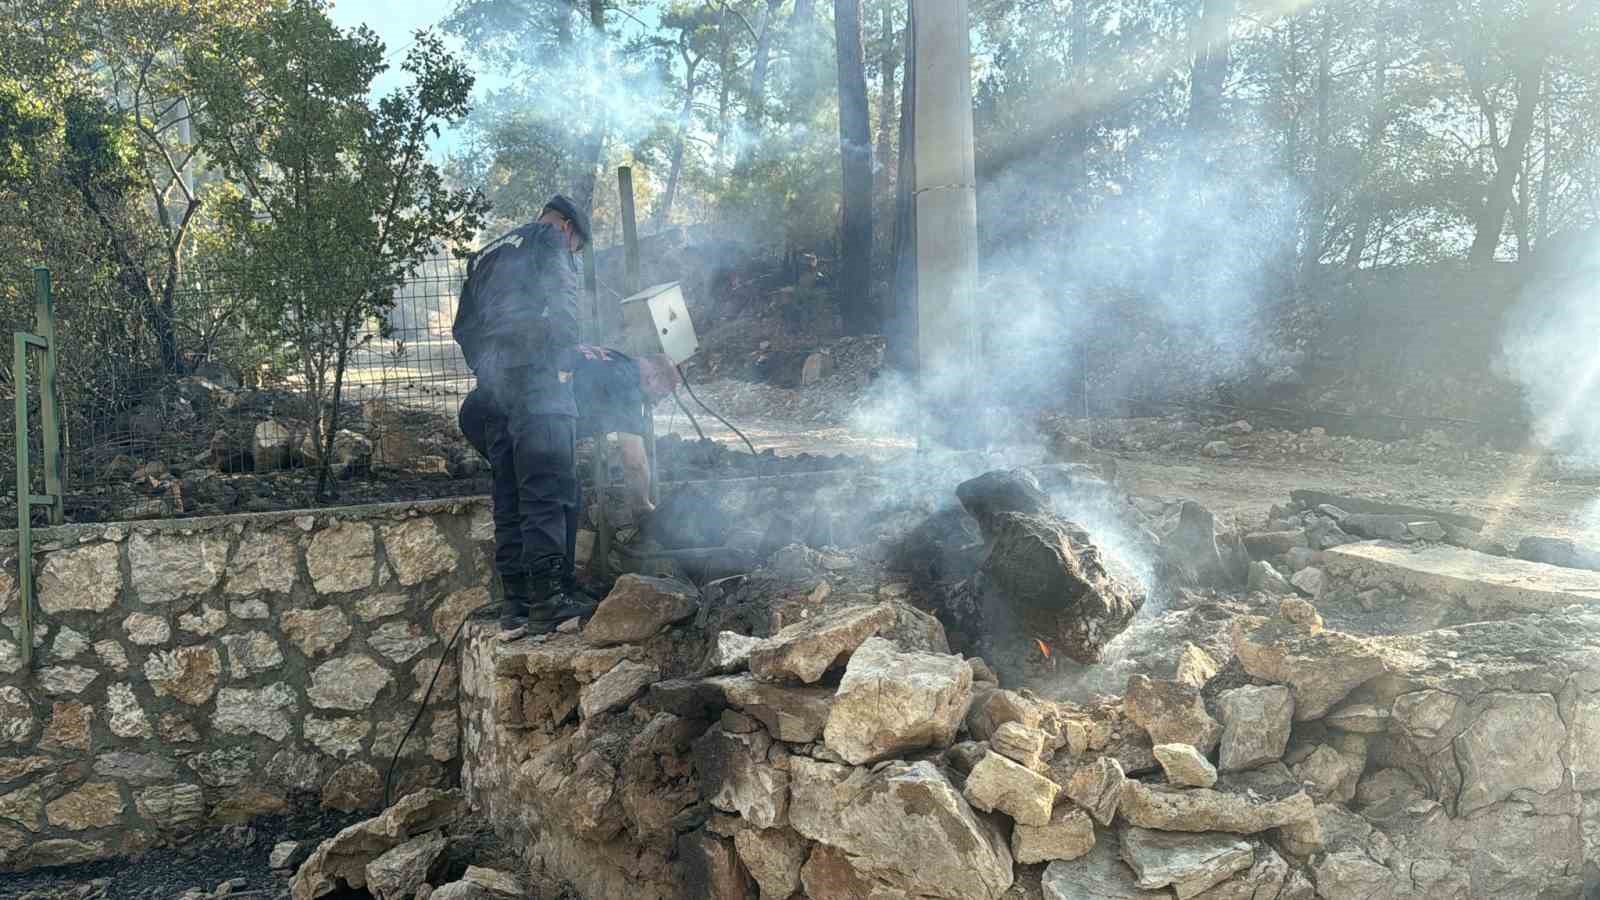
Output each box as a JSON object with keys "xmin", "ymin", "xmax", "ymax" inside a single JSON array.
[{"xmin": 910, "ymin": 0, "xmax": 981, "ymax": 449}]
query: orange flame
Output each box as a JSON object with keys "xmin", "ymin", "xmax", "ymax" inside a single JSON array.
[{"xmin": 1034, "ymin": 638, "xmax": 1052, "ymax": 659}]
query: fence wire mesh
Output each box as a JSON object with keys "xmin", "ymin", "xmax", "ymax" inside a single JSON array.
[{"xmin": 3, "ymin": 255, "xmax": 506, "ymax": 525}]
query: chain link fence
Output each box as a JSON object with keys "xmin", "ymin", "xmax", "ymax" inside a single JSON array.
[{"xmin": 3, "ymin": 255, "xmax": 507, "ymax": 525}]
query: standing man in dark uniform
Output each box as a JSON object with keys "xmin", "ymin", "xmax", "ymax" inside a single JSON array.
[
  {"xmin": 459, "ymin": 345, "xmax": 681, "ymax": 597},
  {"xmin": 452, "ymin": 195, "xmax": 596, "ymax": 640}
]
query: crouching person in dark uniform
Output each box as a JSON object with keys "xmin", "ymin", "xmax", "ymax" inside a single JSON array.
[
  {"xmin": 459, "ymin": 345, "xmax": 681, "ymax": 601},
  {"xmin": 452, "ymin": 195, "xmax": 596, "ymax": 640}
]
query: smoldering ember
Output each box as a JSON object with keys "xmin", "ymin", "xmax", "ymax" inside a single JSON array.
[{"xmin": 5, "ymin": 1, "xmax": 1600, "ymax": 900}]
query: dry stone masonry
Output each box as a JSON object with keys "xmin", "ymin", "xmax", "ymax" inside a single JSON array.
[{"xmin": 0, "ymin": 497, "xmax": 497, "ymax": 872}]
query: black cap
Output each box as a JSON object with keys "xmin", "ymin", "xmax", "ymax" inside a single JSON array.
[{"xmin": 542, "ymin": 195, "xmax": 590, "ymax": 248}]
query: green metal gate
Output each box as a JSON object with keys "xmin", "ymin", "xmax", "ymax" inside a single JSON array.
[{"xmin": 14, "ymin": 267, "xmax": 64, "ymax": 671}]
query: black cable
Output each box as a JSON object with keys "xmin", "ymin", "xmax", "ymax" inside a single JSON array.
[
  {"xmin": 677, "ymin": 365, "xmax": 759, "ymax": 461},
  {"xmin": 671, "ymin": 385, "xmax": 708, "ymax": 441},
  {"xmin": 383, "ymin": 599, "xmax": 487, "ymax": 808}
]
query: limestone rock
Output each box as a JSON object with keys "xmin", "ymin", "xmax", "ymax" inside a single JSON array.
[
  {"xmin": 966, "ymin": 688, "xmax": 1047, "ymax": 742},
  {"xmin": 0, "ymin": 687, "xmax": 33, "ymax": 745},
  {"xmin": 107, "ymin": 684, "xmax": 153, "ymax": 739},
  {"xmin": 129, "ymin": 531, "xmax": 227, "ymax": 603},
  {"xmin": 0, "ymin": 756, "xmax": 51, "ymax": 782},
  {"xmin": 354, "ymin": 594, "xmax": 411, "ymax": 622},
  {"xmin": 749, "ymin": 602, "xmax": 897, "ymax": 684},
  {"xmin": 822, "ymin": 637, "xmax": 972, "ymax": 765},
  {"xmin": 799, "ymin": 844, "xmax": 879, "ymax": 899},
  {"xmin": 1216, "ymin": 685, "xmax": 1293, "ymax": 772},
  {"xmin": 1064, "ymin": 755, "xmax": 1126, "ymax": 826},
  {"xmin": 308, "ymin": 656, "xmax": 393, "ymax": 710},
  {"xmin": 1119, "ymin": 826, "xmax": 1254, "ymax": 899},
  {"xmin": 1189, "ymin": 842, "xmax": 1306, "ymax": 900},
  {"xmin": 226, "ymin": 529, "xmax": 300, "ymax": 595},
  {"xmin": 382, "ymin": 518, "xmax": 459, "ymax": 586},
  {"xmin": 456, "ymin": 866, "xmax": 523, "ymax": 898},
  {"xmin": 1125, "ymin": 675, "xmax": 1221, "ymax": 753},
  {"xmin": 290, "ymin": 789, "xmax": 461, "ymax": 900},
  {"xmin": 177, "ymin": 604, "xmax": 227, "ymax": 636},
  {"xmin": 676, "ymin": 831, "xmax": 753, "ymax": 900},
  {"xmin": 1288, "ymin": 567, "xmax": 1325, "ymax": 599},
  {"xmin": 365, "ymin": 832, "xmax": 449, "ymax": 900},
  {"xmin": 978, "ymin": 511, "xmax": 1146, "ymax": 663},
  {"xmin": 222, "ymin": 631, "xmax": 285, "ymax": 678},
  {"xmin": 1247, "ymin": 560, "xmax": 1293, "ymax": 594},
  {"xmin": 49, "ymin": 626, "xmax": 88, "ymax": 661},
  {"xmin": 992, "ymin": 721, "xmax": 1049, "ymax": 770},
  {"xmin": 272, "ymin": 841, "xmax": 306, "ymax": 870},
  {"xmin": 145, "ymin": 646, "xmax": 221, "ymax": 706},
  {"xmin": 705, "ymin": 631, "xmax": 764, "ymax": 674},
  {"xmin": 135, "ymin": 784, "xmax": 204, "ymax": 828},
  {"xmin": 38, "ymin": 542, "xmax": 121, "ymax": 613},
  {"xmin": 306, "ymin": 522, "xmax": 377, "ymax": 594},
  {"xmin": 431, "ymin": 587, "xmax": 489, "ymax": 638},
  {"xmin": 369, "ymin": 621, "xmax": 437, "ymax": 665},
  {"xmin": 41, "ymin": 701, "xmax": 91, "ymax": 750},
  {"xmin": 39, "ymin": 665, "xmax": 98, "ymax": 695},
  {"xmin": 733, "ymin": 826, "xmax": 807, "ymax": 900},
  {"xmin": 1325, "ymin": 702, "xmax": 1389, "ymax": 734},
  {"xmin": 1042, "ymin": 834, "xmax": 1168, "ymax": 900},
  {"xmin": 123, "ymin": 612, "xmax": 170, "ymax": 646},
  {"xmin": 0, "ymin": 782, "xmax": 44, "ymax": 831},
  {"xmin": 94, "ymin": 640, "xmax": 129, "ymax": 672},
  {"xmin": 1012, "ymin": 805, "xmax": 1096, "ymax": 864},
  {"xmin": 696, "ymin": 727, "xmax": 789, "ymax": 829},
  {"xmin": 1231, "ymin": 616, "xmax": 1386, "ymax": 720},
  {"xmin": 963, "ymin": 750, "xmax": 1059, "ymax": 826},
  {"xmin": 45, "ymin": 782, "xmax": 123, "ymax": 830},
  {"xmin": 1243, "ymin": 531, "xmax": 1308, "ymax": 558},
  {"xmin": 322, "ymin": 762, "xmax": 383, "ymax": 813},
  {"xmin": 583, "ymin": 574, "xmax": 699, "ymax": 646},
  {"xmin": 266, "ymin": 749, "xmax": 325, "ymax": 794},
  {"xmin": 1154, "ymin": 743, "xmax": 1218, "ymax": 788},
  {"xmin": 186, "ymin": 746, "xmax": 256, "ymax": 787},
  {"xmin": 92, "ymin": 752, "xmax": 176, "ymax": 784},
  {"xmin": 1278, "ymin": 598, "xmax": 1323, "ymax": 629},
  {"xmin": 213, "ymin": 683, "xmax": 297, "ymax": 741},
  {"xmin": 1174, "ymin": 643, "xmax": 1220, "ymax": 689},
  {"xmin": 1118, "ymin": 765, "xmax": 1314, "ymax": 833},
  {"xmin": 716, "ymin": 675, "xmax": 835, "ymax": 743},
  {"xmin": 282, "ymin": 606, "xmax": 354, "ymax": 657},
  {"xmin": 1291, "ymin": 745, "xmax": 1361, "ymax": 803},
  {"xmin": 1454, "ymin": 692, "xmax": 1565, "ymax": 815},
  {"xmin": 580, "ymin": 660, "xmax": 659, "ymax": 719},
  {"xmin": 788, "ymin": 758, "xmax": 1014, "ymax": 899}
]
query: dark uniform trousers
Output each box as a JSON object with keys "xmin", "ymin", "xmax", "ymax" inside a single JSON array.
[{"xmin": 478, "ymin": 372, "xmax": 579, "ymax": 588}]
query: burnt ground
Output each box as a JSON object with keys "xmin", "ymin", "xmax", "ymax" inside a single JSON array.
[{"xmin": 0, "ymin": 806, "xmax": 365, "ymax": 900}]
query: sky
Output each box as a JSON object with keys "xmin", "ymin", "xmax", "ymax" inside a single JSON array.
[{"xmin": 326, "ymin": 0, "xmax": 496, "ymax": 157}]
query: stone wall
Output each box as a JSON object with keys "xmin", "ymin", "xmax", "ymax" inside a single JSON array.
[{"xmin": 0, "ymin": 497, "xmax": 497, "ymax": 873}]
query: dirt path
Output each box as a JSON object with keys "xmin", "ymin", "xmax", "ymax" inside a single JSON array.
[{"xmin": 663, "ymin": 409, "xmax": 1598, "ymax": 546}]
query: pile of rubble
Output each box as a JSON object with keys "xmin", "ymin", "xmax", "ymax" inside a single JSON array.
[{"xmin": 289, "ymin": 789, "xmax": 526, "ymax": 900}]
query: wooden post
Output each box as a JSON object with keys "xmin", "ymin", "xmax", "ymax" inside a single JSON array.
[
  {"xmin": 616, "ymin": 166, "xmax": 655, "ymax": 504},
  {"xmin": 618, "ymin": 166, "xmax": 641, "ymax": 296},
  {"xmin": 589, "ymin": 427, "xmax": 611, "ymax": 582},
  {"xmin": 582, "ymin": 242, "xmax": 599, "ymax": 344}
]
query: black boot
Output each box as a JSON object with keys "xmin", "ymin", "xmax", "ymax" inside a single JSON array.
[
  {"xmin": 526, "ymin": 563, "xmax": 599, "ymax": 635},
  {"xmin": 497, "ymin": 572, "xmax": 533, "ymax": 641}
]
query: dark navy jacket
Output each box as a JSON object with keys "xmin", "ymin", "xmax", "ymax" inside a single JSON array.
[{"xmin": 452, "ymin": 222, "xmax": 580, "ymax": 417}]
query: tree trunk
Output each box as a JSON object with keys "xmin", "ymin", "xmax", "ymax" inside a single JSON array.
[
  {"xmin": 874, "ymin": 3, "xmax": 896, "ymax": 198},
  {"xmin": 654, "ymin": 56, "xmax": 700, "ymax": 233},
  {"xmin": 1469, "ymin": 54, "xmax": 1545, "ymax": 264},
  {"xmin": 1187, "ymin": 0, "xmax": 1237, "ymax": 140},
  {"xmin": 573, "ymin": 0, "xmax": 608, "ymax": 212},
  {"xmin": 1512, "ymin": 157, "xmax": 1531, "ymax": 261},
  {"xmin": 887, "ymin": 1, "xmax": 917, "ymax": 373},
  {"xmin": 1536, "ymin": 77, "xmax": 1552, "ymax": 248},
  {"xmin": 716, "ymin": 5, "xmax": 732, "ymax": 170},
  {"xmin": 1344, "ymin": 14, "xmax": 1391, "ymax": 269},
  {"xmin": 747, "ymin": 0, "xmax": 781, "ymax": 123},
  {"xmin": 1301, "ymin": 5, "xmax": 1336, "ymax": 275},
  {"xmin": 834, "ymin": 0, "xmax": 875, "ymax": 335},
  {"xmin": 1067, "ymin": 0, "xmax": 1089, "ymax": 190}
]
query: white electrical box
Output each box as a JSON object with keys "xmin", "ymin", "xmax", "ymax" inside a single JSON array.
[{"xmin": 621, "ymin": 281, "xmax": 699, "ymax": 364}]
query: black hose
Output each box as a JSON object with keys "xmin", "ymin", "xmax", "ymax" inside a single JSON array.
[
  {"xmin": 671, "ymin": 385, "xmax": 707, "ymax": 441},
  {"xmin": 383, "ymin": 599, "xmax": 487, "ymax": 808},
  {"xmin": 677, "ymin": 365, "xmax": 760, "ymax": 461}
]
